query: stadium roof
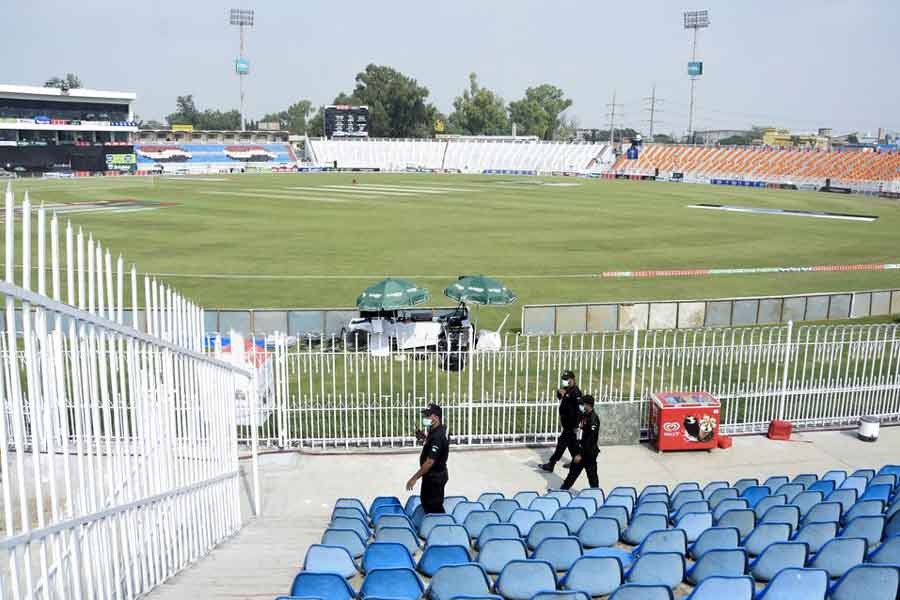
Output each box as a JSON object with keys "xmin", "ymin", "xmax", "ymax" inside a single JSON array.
[{"xmin": 0, "ymin": 84, "xmax": 136, "ymax": 102}]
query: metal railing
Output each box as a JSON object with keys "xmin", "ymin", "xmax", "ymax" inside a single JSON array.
[
  {"xmin": 247, "ymin": 321, "xmax": 900, "ymax": 449},
  {"xmin": 0, "ymin": 183, "xmax": 252, "ymax": 600}
]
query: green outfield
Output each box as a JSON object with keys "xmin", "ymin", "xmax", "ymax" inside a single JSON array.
[{"xmin": 9, "ymin": 173, "xmax": 900, "ymax": 330}]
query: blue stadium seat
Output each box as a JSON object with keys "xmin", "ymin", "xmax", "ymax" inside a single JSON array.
[
  {"xmin": 417, "ymin": 544, "xmax": 471, "ymax": 577},
  {"xmin": 303, "ymin": 544, "xmax": 359, "ymax": 578},
  {"xmin": 528, "ymin": 497, "xmax": 561, "ymax": 521},
  {"xmin": 867, "ymin": 534, "xmax": 900, "ymax": 564},
  {"xmin": 672, "ymin": 482, "xmax": 701, "ymax": 497},
  {"xmin": 791, "ymin": 521, "xmax": 838, "ymax": 554},
  {"xmin": 576, "ymin": 488, "xmax": 605, "ymax": 506},
  {"xmin": 808, "ymin": 480, "xmax": 836, "ymax": 496},
  {"xmin": 375, "ymin": 515, "xmax": 415, "ymax": 533},
  {"xmin": 582, "ymin": 546, "xmax": 633, "ymax": 570},
  {"xmin": 404, "ymin": 496, "xmax": 421, "ymax": 517},
  {"xmin": 822, "ymin": 470, "xmax": 847, "ymax": 487},
  {"xmin": 859, "ymin": 484, "xmax": 892, "ymax": 504},
  {"xmin": 449, "ymin": 595, "xmax": 502, "ymax": 600},
  {"xmin": 566, "ymin": 497, "xmax": 597, "ymax": 516},
  {"xmin": 443, "ymin": 496, "xmax": 469, "ymax": 516},
  {"xmin": 887, "ymin": 511, "xmax": 900, "ymax": 538},
  {"xmin": 322, "ymin": 528, "xmax": 367, "ymax": 559},
  {"xmin": 742, "ymin": 523, "xmax": 791, "ymax": 557},
  {"xmin": 527, "ymin": 521, "xmax": 569, "ymax": 551},
  {"xmin": 733, "ymin": 479, "xmax": 759, "ymax": 495},
  {"xmin": 331, "ymin": 516, "xmax": 371, "ymax": 542},
  {"xmin": 622, "ymin": 514, "xmax": 668, "ymax": 546},
  {"xmin": 671, "ymin": 490, "xmax": 704, "ymax": 513},
  {"xmin": 806, "ymin": 537, "xmax": 865, "ymax": 579},
  {"xmin": 640, "ymin": 484, "xmax": 669, "ymax": 499},
  {"xmin": 673, "ymin": 501, "xmax": 711, "ymax": 523},
  {"xmin": 608, "ymin": 584, "xmax": 673, "ymax": 600},
  {"xmin": 717, "ymin": 509, "xmax": 756, "ymax": 539},
  {"xmin": 636, "ymin": 528, "xmax": 688, "ymax": 556},
  {"xmin": 493, "ymin": 560, "xmax": 557, "ymax": 600},
  {"xmin": 332, "ymin": 506, "xmax": 368, "ymax": 523},
  {"xmin": 792, "ymin": 474, "xmax": 818, "ymax": 488},
  {"xmin": 336, "ymin": 497, "xmax": 368, "ymax": 516},
  {"xmin": 508, "ymin": 509, "xmax": 543, "ymax": 537},
  {"xmin": 685, "ymin": 575, "xmax": 754, "ymax": 600},
  {"xmin": 559, "ymin": 555, "xmax": 623, "ymax": 597},
  {"xmin": 476, "ymin": 523, "xmax": 522, "ymax": 550},
  {"xmin": 753, "ymin": 568, "xmax": 827, "ymax": 600},
  {"xmin": 362, "ymin": 542, "xmax": 415, "ymax": 574},
  {"xmin": 478, "ymin": 492, "xmax": 505, "ymax": 507},
  {"xmin": 464, "ymin": 511, "xmax": 501, "ymax": 540},
  {"xmin": 849, "ymin": 469, "xmax": 875, "ymax": 483},
  {"xmin": 842, "ymin": 499, "xmax": 885, "ymax": 525},
  {"xmin": 790, "ymin": 491, "xmax": 824, "ymax": 518},
  {"xmin": 477, "ymin": 538, "xmax": 527, "ymax": 575},
  {"xmin": 595, "ymin": 506, "xmax": 629, "ymax": 531},
  {"xmin": 773, "ymin": 484, "xmax": 804, "ymax": 503},
  {"xmin": 838, "ymin": 515, "xmax": 885, "ymax": 548},
  {"xmin": 530, "ymin": 591, "xmax": 588, "ymax": 600},
  {"xmin": 577, "ymin": 517, "xmax": 620, "ymax": 548},
  {"xmin": 752, "ymin": 495, "xmax": 785, "ymax": 521},
  {"xmin": 624, "ymin": 552, "xmax": 685, "ymax": 589},
  {"xmin": 370, "ymin": 496, "xmax": 403, "ymax": 515},
  {"xmin": 714, "ymin": 498, "xmax": 750, "ymax": 521},
  {"xmin": 545, "ymin": 490, "xmax": 573, "ymax": 506},
  {"xmin": 761, "ymin": 505, "xmax": 801, "ymax": 534},
  {"xmin": 685, "ymin": 548, "xmax": 748, "ymax": 584},
  {"xmin": 605, "ymin": 495, "xmax": 635, "ymax": 517},
  {"xmin": 289, "ymin": 572, "xmax": 356, "ymax": 600},
  {"xmin": 827, "ymin": 564, "xmax": 900, "ymax": 600},
  {"xmin": 868, "ymin": 474, "xmax": 897, "ymax": 490},
  {"xmin": 552, "ymin": 507, "xmax": 589, "ymax": 534},
  {"xmin": 532, "ymin": 536, "xmax": 583, "ymax": 571},
  {"xmin": 826, "ymin": 489, "xmax": 858, "ymax": 515},
  {"xmin": 803, "ymin": 502, "xmax": 842, "ymax": 527},
  {"xmin": 358, "ymin": 567, "xmax": 424, "ymax": 600},
  {"xmin": 763, "ymin": 476, "xmax": 789, "ymax": 491},
  {"xmin": 453, "ymin": 502, "xmax": 488, "ymax": 524},
  {"xmin": 610, "ymin": 486, "xmax": 638, "ymax": 501},
  {"xmin": 410, "ymin": 505, "xmax": 426, "ymax": 530},
  {"xmin": 877, "ymin": 465, "xmax": 900, "ymax": 477},
  {"xmin": 490, "ymin": 499, "xmax": 521, "ymax": 522},
  {"xmin": 639, "ymin": 493, "xmax": 670, "ymax": 506},
  {"xmin": 512, "ymin": 492, "xmax": 539, "ymax": 507},
  {"xmin": 427, "ymin": 525, "xmax": 470, "ymax": 549},
  {"xmin": 372, "ymin": 505, "xmax": 407, "ymax": 524},
  {"xmin": 689, "ymin": 527, "xmax": 740, "ymax": 560},
  {"xmin": 420, "ymin": 514, "xmax": 456, "ymax": 539},
  {"xmin": 748, "ymin": 541, "xmax": 808, "ymax": 581},
  {"xmin": 377, "ymin": 526, "xmax": 422, "ymax": 555},
  {"xmin": 634, "ymin": 501, "xmax": 669, "ymax": 518},
  {"xmin": 675, "ymin": 511, "xmax": 713, "ymax": 543},
  {"xmin": 888, "ymin": 500, "xmax": 900, "ymax": 520},
  {"xmin": 426, "ymin": 563, "xmax": 492, "ymax": 600},
  {"xmin": 702, "ymin": 481, "xmax": 730, "ymax": 500},
  {"xmin": 740, "ymin": 486, "xmax": 771, "ymax": 509}
]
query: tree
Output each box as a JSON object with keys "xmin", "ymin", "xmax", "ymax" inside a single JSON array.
[
  {"xmin": 166, "ymin": 95, "xmax": 198, "ymax": 126},
  {"xmin": 137, "ymin": 117, "xmax": 166, "ymax": 130},
  {"xmin": 508, "ymin": 84, "xmax": 572, "ymax": 140},
  {"xmin": 261, "ymin": 99, "xmax": 314, "ymax": 134},
  {"xmin": 847, "ymin": 134, "xmax": 859, "ymax": 144},
  {"xmin": 652, "ymin": 133, "xmax": 676, "ymax": 144},
  {"xmin": 718, "ymin": 135, "xmax": 750, "ymax": 145},
  {"xmin": 447, "ymin": 73, "xmax": 510, "ymax": 136},
  {"xmin": 165, "ymin": 95, "xmax": 240, "ymax": 130},
  {"xmin": 44, "ymin": 73, "xmax": 82, "ymax": 91}
]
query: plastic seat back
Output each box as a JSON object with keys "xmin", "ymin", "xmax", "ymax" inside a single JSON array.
[
  {"xmin": 808, "ymin": 480, "xmax": 835, "ymax": 496},
  {"xmin": 686, "ymin": 548, "xmax": 747, "ymax": 584},
  {"xmin": 566, "ymin": 497, "xmax": 597, "ymax": 516},
  {"xmin": 531, "ymin": 592, "xmax": 588, "ymax": 600},
  {"xmin": 404, "ymin": 495, "xmax": 421, "ymax": 517},
  {"xmin": 490, "ymin": 499, "xmax": 521, "ymax": 522},
  {"xmin": 672, "ymin": 482, "xmax": 700, "ymax": 497},
  {"xmin": 622, "ymin": 514, "xmax": 668, "ymax": 546},
  {"xmin": 689, "ymin": 526, "xmax": 740, "ymax": 560},
  {"xmin": 363, "ymin": 542, "xmax": 415, "ymax": 574},
  {"xmin": 322, "ymin": 528, "xmax": 367, "ymax": 559},
  {"xmin": 685, "ymin": 575, "xmax": 754, "ymax": 600},
  {"xmin": 740, "ymin": 486, "xmax": 771, "ymax": 509},
  {"xmin": 713, "ymin": 498, "xmax": 749, "ymax": 522},
  {"xmin": 637, "ymin": 529, "xmax": 687, "ymax": 556},
  {"xmin": 426, "ymin": 562, "xmax": 491, "ymax": 600},
  {"xmin": 717, "ymin": 509, "xmax": 756, "ymax": 539},
  {"xmin": 867, "ymin": 534, "xmax": 900, "ymax": 564},
  {"xmin": 332, "ymin": 506, "xmax": 368, "ymax": 523},
  {"xmin": 761, "ymin": 505, "xmax": 800, "ymax": 534},
  {"xmin": 803, "ymin": 502, "xmax": 841, "ymax": 526},
  {"xmin": 733, "ymin": 479, "xmax": 759, "ymax": 495},
  {"xmin": 372, "ymin": 504, "xmax": 407, "ymax": 524},
  {"xmin": 476, "ymin": 523, "xmax": 521, "ymax": 550},
  {"xmin": 839, "ymin": 515, "xmax": 885, "ymax": 548},
  {"xmin": 822, "ymin": 470, "xmax": 847, "ymax": 487},
  {"xmin": 843, "ymin": 499, "xmax": 885, "ymax": 525},
  {"xmin": 763, "ymin": 476, "xmax": 789, "ymax": 491},
  {"xmin": 671, "ymin": 490, "xmax": 704, "ymax": 512},
  {"xmin": 748, "ymin": 541, "xmax": 808, "ymax": 582},
  {"xmin": 336, "ymin": 497, "xmax": 368, "ymax": 516},
  {"xmin": 576, "ymin": 488, "xmax": 605, "ymax": 506},
  {"xmin": 792, "ymin": 474, "xmax": 818, "ymax": 488},
  {"xmin": 493, "ymin": 559, "xmax": 557, "ymax": 600},
  {"xmin": 417, "ymin": 544, "xmax": 471, "ymax": 577},
  {"xmin": 742, "ymin": 523, "xmax": 791, "ymax": 557},
  {"xmin": 887, "ymin": 511, "xmax": 900, "ymax": 538},
  {"xmin": 453, "ymin": 501, "xmax": 487, "ymax": 524},
  {"xmin": 359, "ymin": 567, "xmax": 424, "ymax": 600},
  {"xmin": 674, "ymin": 500, "xmax": 710, "ymax": 523},
  {"xmin": 464, "ymin": 511, "xmax": 501, "ymax": 540},
  {"xmin": 609, "ymin": 486, "xmax": 638, "ymax": 501},
  {"xmin": 577, "ymin": 516, "xmax": 620, "ymax": 548},
  {"xmin": 512, "ymin": 491, "xmax": 538, "ymax": 507},
  {"xmin": 545, "ymin": 489, "xmax": 573, "ymax": 506},
  {"xmin": 773, "ymin": 483, "xmax": 804, "ymax": 502},
  {"xmin": 808, "ymin": 536, "xmax": 865, "ymax": 579},
  {"xmin": 640, "ymin": 484, "xmax": 669, "ymax": 499},
  {"xmin": 625, "ymin": 552, "xmax": 685, "ymax": 589},
  {"xmin": 828, "ymin": 564, "xmax": 900, "ymax": 600},
  {"xmin": 605, "ymin": 495, "xmax": 634, "ymax": 517},
  {"xmin": 303, "ymin": 544, "xmax": 359, "ymax": 578},
  {"xmin": 410, "ymin": 505, "xmax": 426, "ymax": 530},
  {"xmin": 477, "ymin": 492, "xmax": 504, "ymax": 507},
  {"xmin": 878, "ymin": 464, "xmax": 900, "ymax": 477},
  {"xmin": 839, "ymin": 476, "xmax": 867, "ymax": 497},
  {"xmin": 427, "ymin": 524, "xmax": 470, "ymax": 549},
  {"xmin": 634, "ymin": 501, "xmax": 668, "ymax": 518},
  {"xmin": 560, "ymin": 555, "xmax": 623, "ymax": 597},
  {"xmin": 526, "ymin": 520, "xmax": 569, "ymax": 551},
  {"xmin": 288, "ymin": 573, "xmax": 355, "ymax": 600},
  {"xmin": 791, "ymin": 521, "xmax": 838, "ymax": 554},
  {"xmin": 789, "ymin": 491, "xmax": 823, "ymax": 517},
  {"xmin": 375, "ymin": 515, "xmax": 414, "ymax": 533},
  {"xmin": 377, "ymin": 526, "xmax": 421, "ymax": 555},
  {"xmin": 826, "ymin": 489, "xmax": 858, "ymax": 514},
  {"xmin": 639, "ymin": 493, "xmax": 669, "ymax": 506},
  {"xmin": 676, "ymin": 511, "xmax": 713, "ymax": 543},
  {"xmin": 532, "ymin": 536, "xmax": 583, "ymax": 571},
  {"xmin": 595, "ymin": 505, "xmax": 629, "ymax": 531},
  {"xmin": 507, "ymin": 509, "xmax": 543, "ymax": 537},
  {"xmin": 443, "ymin": 496, "xmax": 468, "ymax": 516},
  {"xmin": 609, "ymin": 584, "xmax": 673, "ymax": 600},
  {"xmin": 370, "ymin": 496, "xmax": 402, "ymax": 514},
  {"xmin": 420, "ymin": 514, "xmax": 456, "ymax": 539},
  {"xmin": 331, "ymin": 516, "xmax": 371, "ymax": 542},
  {"xmin": 552, "ymin": 507, "xmax": 589, "ymax": 534},
  {"xmin": 476, "ymin": 538, "xmax": 527, "ymax": 575},
  {"xmin": 754, "ymin": 567, "xmax": 827, "ymax": 600},
  {"xmin": 860, "ymin": 484, "xmax": 892, "ymax": 503},
  {"xmin": 528, "ymin": 497, "xmax": 561, "ymax": 521},
  {"xmin": 869, "ymin": 473, "xmax": 897, "ymax": 489},
  {"xmin": 702, "ymin": 481, "xmax": 729, "ymax": 500}
]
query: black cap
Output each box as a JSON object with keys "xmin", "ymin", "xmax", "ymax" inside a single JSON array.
[
  {"xmin": 422, "ymin": 403, "xmax": 443, "ymax": 418},
  {"xmin": 561, "ymin": 370, "xmax": 575, "ymax": 380},
  {"xmin": 580, "ymin": 395, "xmax": 595, "ymax": 406}
]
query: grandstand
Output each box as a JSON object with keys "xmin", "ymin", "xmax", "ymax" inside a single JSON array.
[{"xmin": 306, "ymin": 137, "xmax": 614, "ymax": 174}]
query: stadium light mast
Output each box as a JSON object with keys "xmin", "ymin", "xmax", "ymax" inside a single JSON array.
[
  {"xmin": 229, "ymin": 8, "xmax": 254, "ymax": 132},
  {"xmin": 683, "ymin": 9, "xmax": 709, "ymax": 144}
]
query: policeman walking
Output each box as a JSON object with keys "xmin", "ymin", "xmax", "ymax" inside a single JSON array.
[
  {"xmin": 560, "ymin": 395, "xmax": 601, "ymax": 490},
  {"xmin": 540, "ymin": 370, "xmax": 582, "ymax": 472},
  {"xmin": 407, "ymin": 404, "xmax": 450, "ymax": 513}
]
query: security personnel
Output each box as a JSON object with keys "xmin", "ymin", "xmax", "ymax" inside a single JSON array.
[
  {"xmin": 560, "ymin": 395, "xmax": 601, "ymax": 490},
  {"xmin": 540, "ymin": 370, "xmax": 582, "ymax": 472},
  {"xmin": 406, "ymin": 403, "xmax": 450, "ymax": 513}
]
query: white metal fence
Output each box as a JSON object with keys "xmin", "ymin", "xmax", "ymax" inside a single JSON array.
[
  {"xmin": 250, "ymin": 321, "xmax": 900, "ymax": 449},
  {"xmin": 0, "ymin": 183, "xmax": 252, "ymax": 600}
]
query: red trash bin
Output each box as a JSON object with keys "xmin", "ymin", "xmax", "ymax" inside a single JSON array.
[{"xmin": 649, "ymin": 391, "xmax": 721, "ymax": 452}]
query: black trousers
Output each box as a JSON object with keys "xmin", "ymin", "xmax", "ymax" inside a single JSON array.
[
  {"xmin": 548, "ymin": 428, "xmax": 578, "ymax": 465},
  {"xmin": 560, "ymin": 456, "xmax": 599, "ymax": 490},
  {"xmin": 421, "ymin": 470, "xmax": 449, "ymax": 514}
]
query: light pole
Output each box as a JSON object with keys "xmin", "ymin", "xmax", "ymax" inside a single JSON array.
[
  {"xmin": 683, "ymin": 10, "xmax": 709, "ymax": 144},
  {"xmin": 229, "ymin": 8, "xmax": 254, "ymax": 132}
]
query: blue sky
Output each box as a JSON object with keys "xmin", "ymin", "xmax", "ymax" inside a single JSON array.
[{"xmin": 3, "ymin": 0, "xmax": 898, "ymax": 135}]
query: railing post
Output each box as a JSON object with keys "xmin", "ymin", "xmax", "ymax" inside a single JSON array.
[
  {"xmin": 467, "ymin": 325, "xmax": 474, "ymax": 444},
  {"xmin": 250, "ymin": 366, "xmax": 261, "ymax": 517},
  {"xmin": 629, "ymin": 325, "xmax": 639, "ymax": 402},
  {"xmin": 778, "ymin": 320, "xmax": 793, "ymax": 421}
]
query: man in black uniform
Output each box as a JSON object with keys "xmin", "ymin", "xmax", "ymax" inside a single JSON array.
[
  {"xmin": 540, "ymin": 370, "xmax": 582, "ymax": 472},
  {"xmin": 406, "ymin": 403, "xmax": 450, "ymax": 513},
  {"xmin": 560, "ymin": 395, "xmax": 601, "ymax": 490}
]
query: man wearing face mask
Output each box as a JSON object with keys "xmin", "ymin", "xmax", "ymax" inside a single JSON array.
[
  {"xmin": 539, "ymin": 370, "xmax": 582, "ymax": 472},
  {"xmin": 560, "ymin": 395, "xmax": 600, "ymax": 490},
  {"xmin": 407, "ymin": 403, "xmax": 450, "ymax": 513}
]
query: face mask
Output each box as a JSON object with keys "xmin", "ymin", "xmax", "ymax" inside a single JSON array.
[
  {"xmin": 422, "ymin": 417, "xmax": 432, "ymax": 427},
  {"xmin": 579, "ymin": 405, "xmax": 587, "ymax": 413},
  {"xmin": 561, "ymin": 379, "xmax": 570, "ymax": 388}
]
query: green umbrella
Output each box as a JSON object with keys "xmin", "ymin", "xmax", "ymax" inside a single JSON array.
[
  {"xmin": 356, "ymin": 277, "xmax": 430, "ymax": 311},
  {"xmin": 443, "ymin": 275, "xmax": 517, "ymax": 306}
]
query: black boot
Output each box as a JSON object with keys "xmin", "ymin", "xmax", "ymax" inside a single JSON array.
[{"xmin": 539, "ymin": 462, "xmax": 555, "ymax": 472}]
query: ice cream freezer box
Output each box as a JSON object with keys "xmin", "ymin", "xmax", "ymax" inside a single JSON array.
[{"xmin": 649, "ymin": 391, "xmax": 720, "ymax": 452}]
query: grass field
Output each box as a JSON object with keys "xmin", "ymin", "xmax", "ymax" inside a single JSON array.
[{"xmin": 8, "ymin": 173, "xmax": 900, "ymax": 330}]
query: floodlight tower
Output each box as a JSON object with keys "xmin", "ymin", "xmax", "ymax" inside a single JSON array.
[
  {"xmin": 229, "ymin": 8, "xmax": 254, "ymax": 131},
  {"xmin": 683, "ymin": 9, "xmax": 709, "ymax": 144}
]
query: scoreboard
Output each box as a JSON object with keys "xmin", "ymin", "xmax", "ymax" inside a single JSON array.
[{"xmin": 324, "ymin": 105, "xmax": 369, "ymax": 138}]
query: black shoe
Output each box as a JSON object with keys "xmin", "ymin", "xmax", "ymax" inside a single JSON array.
[
  {"xmin": 562, "ymin": 462, "xmax": 572, "ymax": 468},
  {"xmin": 539, "ymin": 462, "xmax": 555, "ymax": 472}
]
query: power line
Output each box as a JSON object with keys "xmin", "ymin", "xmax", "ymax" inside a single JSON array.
[
  {"xmin": 606, "ymin": 91, "xmax": 624, "ymax": 144},
  {"xmin": 643, "ymin": 83, "xmax": 664, "ymax": 141}
]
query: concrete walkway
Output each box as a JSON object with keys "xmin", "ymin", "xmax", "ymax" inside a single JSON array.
[{"xmin": 147, "ymin": 427, "xmax": 900, "ymax": 599}]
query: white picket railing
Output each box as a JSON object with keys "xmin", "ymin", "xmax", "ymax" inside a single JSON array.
[
  {"xmin": 249, "ymin": 321, "xmax": 900, "ymax": 449},
  {"xmin": 0, "ymin": 183, "xmax": 252, "ymax": 600}
]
